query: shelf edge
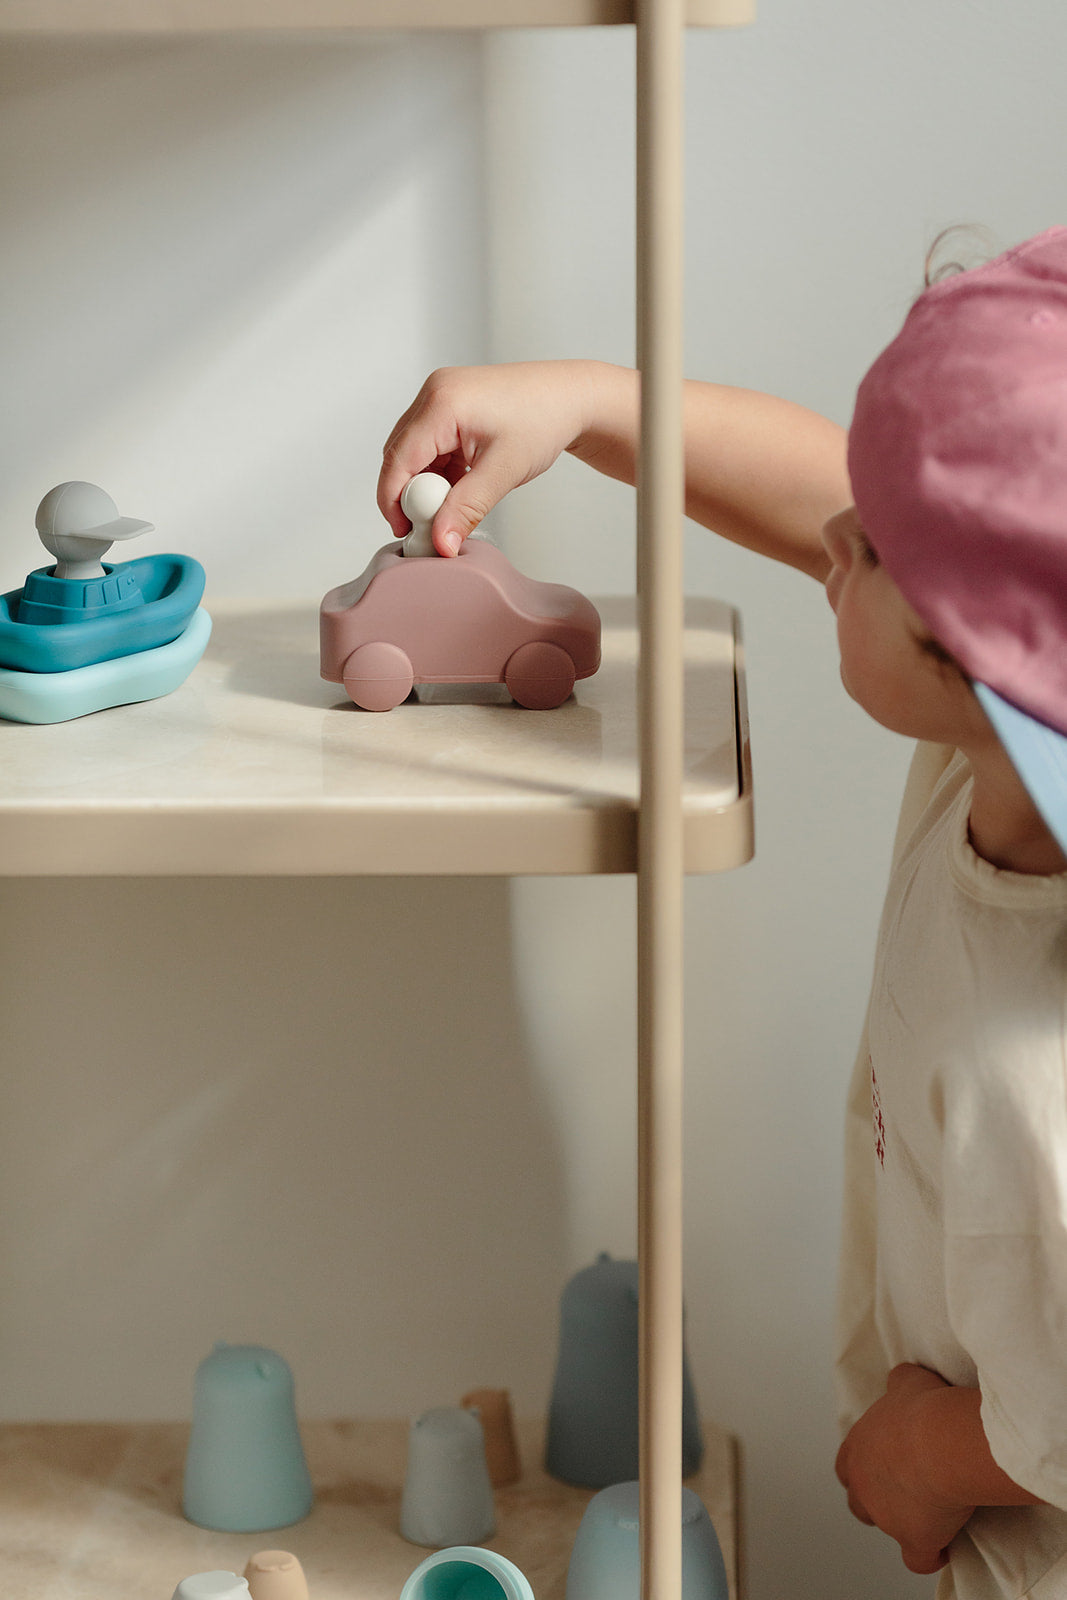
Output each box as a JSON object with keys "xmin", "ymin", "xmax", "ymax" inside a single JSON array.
[{"xmin": 0, "ymin": 0, "xmax": 755, "ymax": 30}]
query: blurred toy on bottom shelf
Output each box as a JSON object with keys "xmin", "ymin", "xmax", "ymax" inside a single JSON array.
[
  {"xmin": 171, "ymin": 1249, "xmax": 723, "ymax": 1598},
  {"xmin": 168, "ymin": 1497, "xmax": 728, "ymax": 1600},
  {"xmin": 461, "ymin": 1387, "xmax": 522, "ymax": 1487},
  {"xmin": 172, "ymin": 1575, "xmax": 249, "ymax": 1600},
  {"xmin": 0, "ymin": 481, "xmax": 210, "ymax": 724},
  {"xmin": 399, "ymin": 1547, "xmax": 536, "ymax": 1600},
  {"xmin": 242, "ymin": 1550, "xmax": 310, "ymax": 1600},
  {"xmin": 566, "ymin": 1482, "xmax": 728, "ymax": 1600},
  {"xmin": 319, "ymin": 473, "xmax": 600, "ymax": 712},
  {"xmin": 182, "ymin": 1343, "xmax": 313, "ymax": 1534},
  {"xmin": 400, "ymin": 1406, "xmax": 496, "ymax": 1548},
  {"xmin": 171, "ymin": 1551, "xmax": 308, "ymax": 1600},
  {"xmin": 546, "ymin": 1252, "xmax": 704, "ymax": 1487}
]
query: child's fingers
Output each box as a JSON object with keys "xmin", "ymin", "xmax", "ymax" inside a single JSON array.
[
  {"xmin": 834, "ymin": 1440, "xmax": 874, "ymax": 1525},
  {"xmin": 378, "ymin": 366, "xmax": 554, "ymax": 551},
  {"xmin": 429, "ymin": 444, "xmax": 528, "ymax": 556},
  {"xmin": 886, "ymin": 1363, "xmax": 947, "ymax": 1398},
  {"xmin": 900, "ymin": 1541, "xmax": 950, "ymax": 1576},
  {"xmin": 378, "ymin": 440, "xmax": 455, "ymax": 538},
  {"xmin": 378, "ymin": 384, "xmax": 467, "ymax": 536}
]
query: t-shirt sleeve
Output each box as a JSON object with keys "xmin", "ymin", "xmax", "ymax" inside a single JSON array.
[{"xmin": 949, "ymin": 1233, "xmax": 1067, "ymax": 1508}]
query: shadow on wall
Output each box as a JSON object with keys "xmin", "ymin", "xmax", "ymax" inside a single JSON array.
[{"xmin": 0, "ymin": 875, "xmax": 567, "ymax": 1422}]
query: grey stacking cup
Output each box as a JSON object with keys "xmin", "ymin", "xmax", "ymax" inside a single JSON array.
[{"xmin": 400, "ymin": 1406, "xmax": 495, "ymax": 1547}]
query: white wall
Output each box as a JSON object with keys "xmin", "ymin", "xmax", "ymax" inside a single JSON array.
[
  {"xmin": 1, "ymin": 10, "xmax": 1065, "ymax": 1600},
  {"xmin": 0, "ymin": 33, "xmax": 488, "ymax": 600}
]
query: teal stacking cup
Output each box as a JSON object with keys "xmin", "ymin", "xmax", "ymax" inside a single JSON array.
[
  {"xmin": 565, "ymin": 1482, "xmax": 728, "ymax": 1600},
  {"xmin": 398, "ymin": 1547, "xmax": 535, "ymax": 1600},
  {"xmin": 182, "ymin": 1343, "xmax": 313, "ymax": 1533}
]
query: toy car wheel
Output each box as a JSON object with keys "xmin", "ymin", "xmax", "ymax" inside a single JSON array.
[
  {"xmin": 504, "ymin": 641, "xmax": 576, "ymax": 709},
  {"xmin": 342, "ymin": 641, "xmax": 414, "ymax": 712}
]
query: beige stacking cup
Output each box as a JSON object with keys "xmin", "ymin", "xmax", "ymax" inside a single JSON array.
[
  {"xmin": 243, "ymin": 1550, "xmax": 309, "ymax": 1600},
  {"xmin": 461, "ymin": 1388, "xmax": 521, "ymax": 1487}
]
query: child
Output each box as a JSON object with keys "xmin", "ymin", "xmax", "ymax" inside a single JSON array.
[{"xmin": 378, "ymin": 227, "xmax": 1067, "ymax": 1599}]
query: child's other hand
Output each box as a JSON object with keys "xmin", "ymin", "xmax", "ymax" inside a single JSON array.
[
  {"xmin": 835, "ymin": 1363, "xmax": 975, "ymax": 1575},
  {"xmin": 377, "ymin": 362, "xmax": 595, "ymax": 557}
]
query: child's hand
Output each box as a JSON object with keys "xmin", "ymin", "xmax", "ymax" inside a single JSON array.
[
  {"xmin": 835, "ymin": 1363, "xmax": 975, "ymax": 1574},
  {"xmin": 377, "ymin": 362, "xmax": 601, "ymax": 557}
]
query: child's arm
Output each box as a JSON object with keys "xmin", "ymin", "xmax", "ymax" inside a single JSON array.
[
  {"xmin": 835, "ymin": 1363, "xmax": 1042, "ymax": 1575},
  {"xmin": 378, "ymin": 360, "xmax": 849, "ymax": 575}
]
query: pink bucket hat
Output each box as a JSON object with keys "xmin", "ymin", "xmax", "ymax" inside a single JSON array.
[{"xmin": 848, "ymin": 226, "xmax": 1067, "ymax": 851}]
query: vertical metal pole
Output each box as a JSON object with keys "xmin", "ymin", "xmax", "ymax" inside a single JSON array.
[{"xmin": 636, "ymin": 1, "xmax": 685, "ymax": 1599}]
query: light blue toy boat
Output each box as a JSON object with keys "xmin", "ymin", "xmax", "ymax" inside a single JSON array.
[{"xmin": 0, "ymin": 481, "xmax": 211, "ymax": 724}]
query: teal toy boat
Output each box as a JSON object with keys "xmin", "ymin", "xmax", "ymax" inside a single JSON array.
[{"xmin": 0, "ymin": 481, "xmax": 211, "ymax": 725}]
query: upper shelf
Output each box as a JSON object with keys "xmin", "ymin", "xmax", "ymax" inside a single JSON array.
[
  {"xmin": 0, "ymin": 596, "xmax": 751, "ymax": 878},
  {"xmin": 0, "ymin": 0, "xmax": 753, "ymax": 30}
]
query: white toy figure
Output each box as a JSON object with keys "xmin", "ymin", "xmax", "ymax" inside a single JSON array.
[
  {"xmin": 400, "ymin": 472, "xmax": 451, "ymax": 557},
  {"xmin": 35, "ymin": 480, "xmax": 152, "ymax": 579}
]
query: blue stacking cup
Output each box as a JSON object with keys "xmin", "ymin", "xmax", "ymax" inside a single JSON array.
[{"xmin": 566, "ymin": 1481, "xmax": 729, "ymax": 1600}]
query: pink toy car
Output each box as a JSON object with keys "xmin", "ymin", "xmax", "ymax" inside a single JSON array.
[{"xmin": 320, "ymin": 535, "xmax": 601, "ymax": 713}]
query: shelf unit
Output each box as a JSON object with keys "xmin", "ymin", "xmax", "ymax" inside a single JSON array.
[{"xmin": 0, "ymin": 4, "xmax": 756, "ymax": 1597}]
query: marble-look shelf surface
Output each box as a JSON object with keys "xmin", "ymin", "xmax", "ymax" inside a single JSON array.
[
  {"xmin": 0, "ymin": 1416, "xmax": 740, "ymax": 1600},
  {"xmin": 0, "ymin": 596, "xmax": 752, "ymax": 877}
]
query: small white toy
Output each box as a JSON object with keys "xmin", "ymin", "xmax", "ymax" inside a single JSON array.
[
  {"xmin": 400, "ymin": 471, "xmax": 451, "ymax": 558},
  {"xmin": 171, "ymin": 1575, "xmax": 250, "ymax": 1600}
]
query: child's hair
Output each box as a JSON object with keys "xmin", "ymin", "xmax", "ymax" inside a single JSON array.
[{"xmin": 923, "ymin": 224, "xmax": 998, "ymax": 287}]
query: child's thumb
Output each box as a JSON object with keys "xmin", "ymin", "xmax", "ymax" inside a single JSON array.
[{"xmin": 431, "ymin": 451, "xmax": 524, "ymax": 557}]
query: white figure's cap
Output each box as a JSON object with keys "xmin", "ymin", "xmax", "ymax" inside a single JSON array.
[
  {"xmin": 36, "ymin": 481, "xmax": 152, "ymax": 549},
  {"xmin": 171, "ymin": 1575, "xmax": 250, "ymax": 1600},
  {"xmin": 400, "ymin": 472, "xmax": 450, "ymax": 558},
  {"xmin": 35, "ymin": 481, "xmax": 153, "ymax": 579}
]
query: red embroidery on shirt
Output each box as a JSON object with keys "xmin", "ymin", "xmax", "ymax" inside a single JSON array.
[{"xmin": 870, "ymin": 1058, "xmax": 886, "ymax": 1168}]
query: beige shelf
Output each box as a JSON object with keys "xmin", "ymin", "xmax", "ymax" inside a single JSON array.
[
  {"xmin": 0, "ymin": 1416, "xmax": 740, "ymax": 1600},
  {"xmin": 0, "ymin": 0, "xmax": 753, "ymax": 32},
  {"xmin": 0, "ymin": 596, "xmax": 752, "ymax": 878}
]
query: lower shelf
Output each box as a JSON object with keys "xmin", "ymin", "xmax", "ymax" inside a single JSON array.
[{"xmin": 0, "ymin": 1416, "xmax": 740, "ymax": 1599}]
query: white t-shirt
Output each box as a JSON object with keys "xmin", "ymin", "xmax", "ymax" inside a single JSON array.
[{"xmin": 835, "ymin": 743, "xmax": 1067, "ymax": 1599}]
